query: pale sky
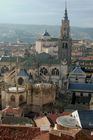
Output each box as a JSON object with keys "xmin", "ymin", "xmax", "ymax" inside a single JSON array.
[{"xmin": 0, "ymin": 0, "xmax": 93, "ymax": 27}]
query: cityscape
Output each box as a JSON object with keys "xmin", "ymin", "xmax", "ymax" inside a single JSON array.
[{"xmin": 0, "ymin": 0, "xmax": 93, "ymax": 140}]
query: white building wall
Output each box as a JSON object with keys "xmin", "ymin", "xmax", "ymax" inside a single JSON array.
[
  {"xmin": 72, "ymin": 110, "xmax": 82, "ymax": 128},
  {"xmin": 35, "ymin": 39, "xmax": 58, "ymax": 56},
  {"xmin": 35, "ymin": 41, "xmax": 42, "ymax": 53}
]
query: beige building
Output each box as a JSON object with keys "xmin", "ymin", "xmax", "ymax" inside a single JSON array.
[
  {"xmin": 35, "ymin": 30, "xmax": 58, "ymax": 56},
  {"xmin": 29, "ymin": 83, "xmax": 56, "ymax": 112},
  {"xmin": 1, "ymin": 87, "xmax": 26, "ymax": 108},
  {"xmin": 1, "ymin": 83, "xmax": 56, "ymax": 113}
]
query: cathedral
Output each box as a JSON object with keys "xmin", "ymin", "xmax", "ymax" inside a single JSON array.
[
  {"xmin": 34, "ymin": 2, "xmax": 72, "ymax": 87},
  {"xmin": 0, "ymin": 2, "xmax": 72, "ymax": 111},
  {"xmin": 0, "ymin": 2, "xmax": 72, "ymax": 90},
  {"xmin": 35, "ymin": 2, "xmax": 72, "ymax": 72}
]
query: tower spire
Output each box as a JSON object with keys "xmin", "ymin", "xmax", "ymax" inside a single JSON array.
[
  {"xmin": 65, "ymin": 0, "xmax": 67, "ymax": 10},
  {"xmin": 64, "ymin": 0, "xmax": 68, "ymax": 20}
]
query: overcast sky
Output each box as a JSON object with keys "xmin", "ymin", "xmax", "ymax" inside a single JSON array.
[{"xmin": 0, "ymin": 0, "xmax": 92, "ymax": 27}]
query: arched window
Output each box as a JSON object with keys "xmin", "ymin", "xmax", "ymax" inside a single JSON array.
[
  {"xmin": 18, "ymin": 77, "xmax": 24, "ymax": 85},
  {"xmin": 62, "ymin": 43, "xmax": 68, "ymax": 49},
  {"xmin": 10, "ymin": 95, "xmax": 15, "ymax": 102},
  {"xmin": 65, "ymin": 43, "xmax": 68, "ymax": 48},
  {"xmin": 19, "ymin": 95, "xmax": 24, "ymax": 105},
  {"xmin": 63, "ymin": 43, "xmax": 65, "ymax": 48},
  {"xmin": 1, "ymin": 65, "xmax": 9, "ymax": 73},
  {"xmin": 40, "ymin": 67, "xmax": 48, "ymax": 75},
  {"xmin": 51, "ymin": 68, "xmax": 59, "ymax": 76}
]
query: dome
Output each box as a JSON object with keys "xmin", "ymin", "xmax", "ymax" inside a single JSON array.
[
  {"xmin": 56, "ymin": 115, "xmax": 80, "ymax": 129},
  {"xmin": 43, "ymin": 30, "xmax": 50, "ymax": 37}
]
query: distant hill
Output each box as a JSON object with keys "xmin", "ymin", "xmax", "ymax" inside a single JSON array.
[
  {"xmin": 0, "ymin": 24, "xmax": 92, "ymax": 43},
  {"xmin": 71, "ymin": 27, "xmax": 93, "ymax": 40}
]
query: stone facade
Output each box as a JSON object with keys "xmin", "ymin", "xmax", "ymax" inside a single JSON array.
[
  {"xmin": 1, "ymin": 87, "xmax": 26, "ymax": 108},
  {"xmin": 1, "ymin": 83, "xmax": 56, "ymax": 113},
  {"xmin": 39, "ymin": 64, "xmax": 68, "ymax": 88},
  {"xmin": 35, "ymin": 31, "xmax": 58, "ymax": 56},
  {"xmin": 27, "ymin": 83, "xmax": 56, "ymax": 112},
  {"xmin": 58, "ymin": 6, "xmax": 72, "ymax": 72}
]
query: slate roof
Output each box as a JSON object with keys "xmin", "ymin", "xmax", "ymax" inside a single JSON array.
[
  {"xmin": 17, "ymin": 69, "xmax": 29, "ymax": 77},
  {"xmin": 69, "ymin": 83, "xmax": 93, "ymax": 92},
  {"xmin": 78, "ymin": 110, "xmax": 93, "ymax": 129},
  {"xmin": 69, "ymin": 65, "xmax": 86, "ymax": 77},
  {"xmin": 43, "ymin": 30, "xmax": 50, "ymax": 37}
]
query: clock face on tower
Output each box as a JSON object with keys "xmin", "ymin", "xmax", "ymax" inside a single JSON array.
[
  {"xmin": 65, "ymin": 22, "xmax": 68, "ymax": 26},
  {"xmin": 61, "ymin": 59, "xmax": 67, "ymax": 65}
]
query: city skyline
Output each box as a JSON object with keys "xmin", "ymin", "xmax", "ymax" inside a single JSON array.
[{"xmin": 0, "ymin": 0, "xmax": 93, "ymax": 27}]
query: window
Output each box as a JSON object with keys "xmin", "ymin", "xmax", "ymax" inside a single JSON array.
[
  {"xmin": 63, "ymin": 43, "xmax": 68, "ymax": 48},
  {"xmin": 40, "ymin": 67, "xmax": 48, "ymax": 75},
  {"xmin": 1, "ymin": 66, "xmax": 9, "ymax": 73},
  {"xmin": 19, "ymin": 95, "xmax": 24, "ymax": 105},
  {"xmin": 81, "ymin": 93, "xmax": 83, "ymax": 97},
  {"xmin": 10, "ymin": 95, "xmax": 15, "ymax": 102},
  {"xmin": 18, "ymin": 77, "xmax": 24, "ymax": 85},
  {"xmin": 75, "ymin": 76, "xmax": 78, "ymax": 81},
  {"xmin": 51, "ymin": 68, "xmax": 59, "ymax": 76}
]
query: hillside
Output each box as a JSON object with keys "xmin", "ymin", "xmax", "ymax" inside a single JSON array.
[{"xmin": 0, "ymin": 24, "xmax": 92, "ymax": 43}]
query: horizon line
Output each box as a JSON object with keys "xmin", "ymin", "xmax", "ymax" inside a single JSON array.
[{"xmin": 0, "ymin": 23, "xmax": 92, "ymax": 28}]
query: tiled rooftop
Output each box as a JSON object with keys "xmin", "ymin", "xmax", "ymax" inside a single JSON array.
[
  {"xmin": 79, "ymin": 56, "xmax": 93, "ymax": 61},
  {"xmin": 32, "ymin": 132, "xmax": 49, "ymax": 140},
  {"xmin": 48, "ymin": 112, "xmax": 70, "ymax": 123},
  {"xmin": 69, "ymin": 65, "xmax": 86, "ymax": 76},
  {"xmin": 2, "ymin": 116, "xmax": 33, "ymax": 125},
  {"xmin": 0, "ymin": 125, "xmax": 40, "ymax": 140},
  {"xmin": 69, "ymin": 83, "xmax": 93, "ymax": 92}
]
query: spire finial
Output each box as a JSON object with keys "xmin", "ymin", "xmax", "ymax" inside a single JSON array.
[
  {"xmin": 64, "ymin": 0, "xmax": 68, "ymax": 20},
  {"xmin": 65, "ymin": 0, "xmax": 67, "ymax": 10}
]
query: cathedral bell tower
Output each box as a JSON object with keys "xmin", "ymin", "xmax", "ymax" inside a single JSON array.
[{"xmin": 58, "ymin": 1, "xmax": 72, "ymax": 72}]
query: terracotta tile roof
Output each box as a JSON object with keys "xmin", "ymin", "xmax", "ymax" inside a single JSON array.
[
  {"xmin": 48, "ymin": 112, "xmax": 70, "ymax": 123},
  {"xmin": 32, "ymin": 132, "xmax": 49, "ymax": 140},
  {"xmin": 0, "ymin": 125, "xmax": 40, "ymax": 140},
  {"xmin": 79, "ymin": 56, "xmax": 93, "ymax": 61},
  {"xmin": 2, "ymin": 106, "xmax": 22, "ymax": 116},
  {"xmin": 50, "ymin": 129, "xmax": 92, "ymax": 140},
  {"xmin": 61, "ymin": 112, "xmax": 71, "ymax": 116}
]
